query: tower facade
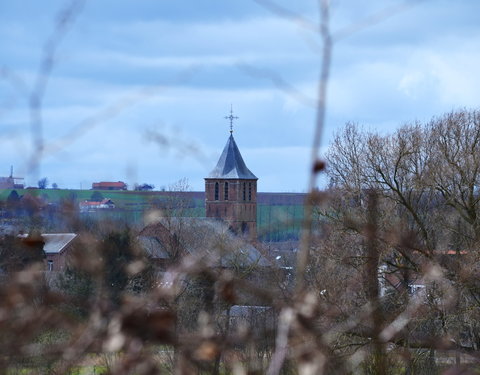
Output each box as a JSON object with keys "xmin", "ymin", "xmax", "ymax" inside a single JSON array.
[{"xmin": 205, "ymin": 134, "xmax": 258, "ymax": 238}]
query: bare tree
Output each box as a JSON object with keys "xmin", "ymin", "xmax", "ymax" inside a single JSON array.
[
  {"xmin": 38, "ymin": 177, "xmax": 49, "ymax": 189},
  {"xmin": 321, "ymin": 108, "xmax": 480, "ymax": 368}
]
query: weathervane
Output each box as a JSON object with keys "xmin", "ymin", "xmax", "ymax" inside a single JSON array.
[{"xmin": 225, "ymin": 105, "xmax": 238, "ymax": 134}]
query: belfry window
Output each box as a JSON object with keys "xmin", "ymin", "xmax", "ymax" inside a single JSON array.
[
  {"xmin": 248, "ymin": 183, "xmax": 252, "ymax": 201},
  {"xmin": 243, "ymin": 183, "xmax": 246, "ymax": 201},
  {"xmin": 224, "ymin": 182, "xmax": 229, "ymax": 201},
  {"xmin": 214, "ymin": 182, "xmax": 219, "ymax": 201}
]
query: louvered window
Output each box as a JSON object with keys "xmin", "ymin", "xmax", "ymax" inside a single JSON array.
[{"xmin": 214, "ymin": 182, "xmax": 219, "ymax": 201}]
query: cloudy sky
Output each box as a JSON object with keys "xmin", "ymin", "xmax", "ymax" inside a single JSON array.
[{"xmin": 1, "ymin": 0, "xmax": 479, "ymax": 191}]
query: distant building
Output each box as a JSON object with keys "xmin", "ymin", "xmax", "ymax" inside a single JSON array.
[
  {"xmin": 0, "ymin": 177, "xmax": 14, "ymax": 189},
  {"xmin": 0, "ymin": 167, "xmax": 24, "ymax": 189},
  {"xmin": 92, "ymin": 181, "xmax": 127, "ymax": 190},
  {"xmin": 79, "ymin": 199, "xmax": 115, "ymax": 212},
  {"xmin": 18, "ymin": 233, "xmax": 78, "ymax": 272},
  {"xmin": 139, "ymin": 217, "xmax": 268, "ymax": 268},
  {"xmin": 205, "ymin": 128, "xmax": 258, "ymax": 238},
  {"xmin": 139, "ymin": 217, "xmax": 274, "ymax": 305},
  {"xmin": 42, "ymin": 233, "xmax": 78, "ymax": 272}
]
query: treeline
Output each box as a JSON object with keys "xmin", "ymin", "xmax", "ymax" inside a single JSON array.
[
  {"xmin": 305, "ymin": 108, "xmax": 480, "ymax": 372},
  {"xmin": 326, "ymin": 108, "xmax": 480, "ymax": 253}
]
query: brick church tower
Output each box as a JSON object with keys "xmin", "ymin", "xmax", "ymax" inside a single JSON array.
[{"xmin": 205, "ymin": 110, "xmax": 258, "ymax": 238}]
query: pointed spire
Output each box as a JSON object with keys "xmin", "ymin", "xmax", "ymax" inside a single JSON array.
[{"xmin": 208, "ymin": 134, "xmax": 257, "ymax": 179}]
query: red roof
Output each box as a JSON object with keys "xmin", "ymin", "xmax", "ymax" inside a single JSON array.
[
  {"xmin": 79, "ymin": 199, "xmax": 114, "ymax": 207},
  {"xmin": 92, "ymin": 181, "xmax": 126, "ymax": 188}
]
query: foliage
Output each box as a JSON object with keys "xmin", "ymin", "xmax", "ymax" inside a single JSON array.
[
  {"xmin": 38, "ymin": 177, "xmax": 48, "ymax": 189},
  {"xmin": 312, "ymin": 108, "xmax": 480, "ymax": 373},
  {"xmin": 57, "ymin": 227, "xmax": 155, "ymax": 316},
  {"xmin": 0, "ymin": 234, "xmax": 45, "ymax": 274},
  {"xmin": 90, "ymin": 191, "xmax": 104, "ymax": 202},
  {"xmin": 135, "ymin": 183, "xmax": 155, "ymax": 191},
  {"xmin": 56, "ymin": 267, "xmax": 95, "ymax": 319},
  {"xmin": 6, "ymin": 190, "xmax": 21, "ymax": 204},
  {"xmin": 100, "ymin": 229, "xmax": 155, "ymax": 305}
]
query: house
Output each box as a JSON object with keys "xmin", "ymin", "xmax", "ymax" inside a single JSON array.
[
  {"xmin": 92, "ymin": 181, "xmax": 127, "ymax": 190},
  {"xmin": 41, "ymin": 233, "xmax": 78, "ymax": 271},
  {"xmin": 79, "ymin": 198, "xmax": 115, "ymax": 212},
  {"xmin": 18, "ymin": 233, "xmax": 78, "ymax": 272},
  {"xmin": 378, "ymin": 248, "xmax": 468, "ymax": 299},
  {"xmin": 139, "ymin": 216, "xmax": 272, "ymax": 305},
  {"xmin": 139, "ymin": 217, "xmax": 269, "ymax": 270}
]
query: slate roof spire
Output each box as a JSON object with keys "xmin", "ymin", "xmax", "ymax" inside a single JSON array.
[{"xmin": 208, "ymin": 134, "xmax": 257, "ymax": 179}]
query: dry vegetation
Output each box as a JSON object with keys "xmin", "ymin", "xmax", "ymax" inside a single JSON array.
[{"xmin": 1, "ymin": 0, "xmax": 480, "ymax": 374}]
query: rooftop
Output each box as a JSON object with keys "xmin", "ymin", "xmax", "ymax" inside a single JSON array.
[
  {"xmin": 207, "ymin": 134, "xmax": 257, "ymax": 180},
  {"xmin": 139, "ymin": 217, "xmax": 269, "ymax": 267},
  {"xmin": 18, "ymin": 233, "xmax": 77, "ymax": 254}
]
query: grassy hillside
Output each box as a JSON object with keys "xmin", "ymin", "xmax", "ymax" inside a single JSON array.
[{"xmin": 0, "ymin": 189, "xmax": 304, "ymax": 240}]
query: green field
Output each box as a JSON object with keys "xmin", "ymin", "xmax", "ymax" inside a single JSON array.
[
  {"xmin": 0, "ymin": 188, "xmax": 202, "ymax": 208},
  {"xmin": 0, "ymin": 189, "xmax": 304, "ymax": 240},
  {"xmin": 257, "ymin": 204, "xmax": 304, "ymax": 241}
]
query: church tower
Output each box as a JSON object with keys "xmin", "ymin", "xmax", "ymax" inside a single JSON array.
[{"xmin": 205, "ymin": 109, "xmax": 258, "ymax": 238}]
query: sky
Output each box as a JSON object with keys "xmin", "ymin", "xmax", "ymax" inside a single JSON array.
[{"xmin": 1, "ymin": 0, "xmax": 480, "ymax": 192}]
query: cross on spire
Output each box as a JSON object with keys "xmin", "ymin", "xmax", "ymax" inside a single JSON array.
[{"xmin": 225, "ymin": 105, "xmax": 238, "ymax": 134}]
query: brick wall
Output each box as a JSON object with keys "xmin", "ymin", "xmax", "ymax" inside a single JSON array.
[{"xmin": 205, "ymin": 178, "xmax": 257, "ymax": 238}]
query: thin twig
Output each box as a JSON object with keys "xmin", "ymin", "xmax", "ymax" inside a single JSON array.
[{"xmin": 296, "ymin": 0, "xmax": 332, "ymax": 294}]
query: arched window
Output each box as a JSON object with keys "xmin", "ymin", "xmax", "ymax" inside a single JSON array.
[
  {"xmin": 243, "ymin": 182, "xmax": 246, "ymax": 201},
  {"xmin": 248, "ymin": 182, "xmax": 252, "ymax": 201},
  {"xmin": 224, "ymin": 182, "xmax": 229, "ymax": 201},
  {"xmin": 214, "ymin": 182, "xmax": 219, "ymax": 201}
]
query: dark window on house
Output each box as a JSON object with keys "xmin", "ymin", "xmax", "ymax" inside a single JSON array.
[
  {"xmin": 224, "ymin": 182, "xmax": 229, "ymax": 201},
  {"xmin": 214, "ymin": 182, "xmax": 219, "ymax": 201},
  {"xmin": 47, "ymin": 260, "xmax": 53, "ymax": 271},
  {"xmin": 243, "ymin": 183, "xmax": 246, "ymax": 201},
  {"xmin": 248, "ymin": 183, "xmax": 252, "ymax": 201}
]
